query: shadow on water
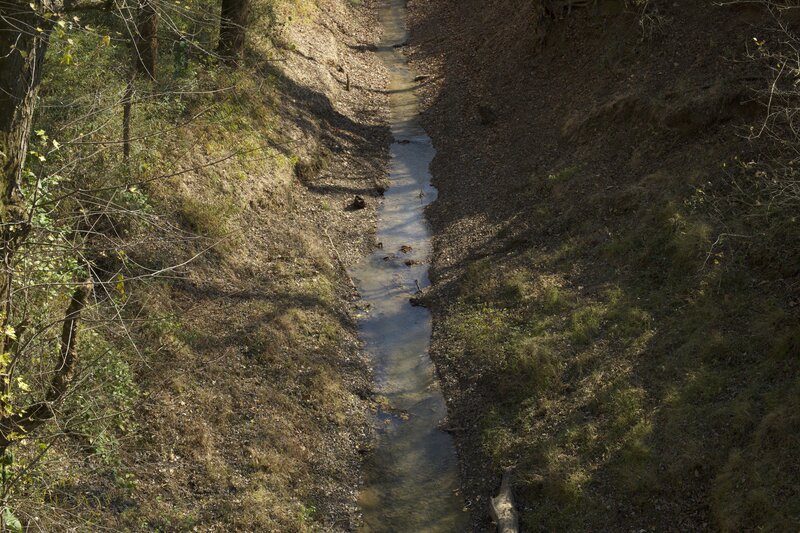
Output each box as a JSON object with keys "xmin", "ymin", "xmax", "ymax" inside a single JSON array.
[{"xmin": 350, "ymin": 0, "xmax": 469, "ymax": 531}]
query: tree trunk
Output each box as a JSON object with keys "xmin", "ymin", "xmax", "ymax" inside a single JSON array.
[
  {"xmin": 122, "ymin": 77, "xmax": 134, "ymax": 160},
  {"xmin": 134, "ymin": 0, "xmax": 158, "ymax": 80},
  {"xmin": 0, "ymin": 281, "xmax": 92, "ymax": 452},
  {"xmin": 0, "ymin": 0, "xmax": 52, "ymax": 354},
  {"xmin": 217, "ymin": 0, "xmax": 249, "ymax": 59},
  {"xmin": 0, "ymin": 0, "xmax": 50, "ymax": 223}
]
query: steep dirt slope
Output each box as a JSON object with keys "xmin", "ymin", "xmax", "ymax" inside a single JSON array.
[
  {"xmin": 409, "ymin": 0, "xmax": 799, "ymax": 531},
  {"xmin": 27, "ymin": 0, "xmax": 390, "ymax": 530},
  {"xmin": 122, "ymin": 4, "xmax": 391, "ymax": 530}
]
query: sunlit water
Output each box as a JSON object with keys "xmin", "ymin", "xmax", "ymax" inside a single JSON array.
[{"xmin": 350, "ymin": 1, "xmax": 469, "ymax": 531}]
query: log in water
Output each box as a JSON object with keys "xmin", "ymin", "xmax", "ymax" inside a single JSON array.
[{"xmin": 350, "ymin": 1, "xmax": 469, "ymax": 531}]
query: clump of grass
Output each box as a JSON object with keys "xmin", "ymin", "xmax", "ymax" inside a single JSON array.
[
  {"xmin": 547, "ymin": 164, "xmax": 581, "ymax": 182},
  {"xmin": 294, "ymin": 148, "xmax": 331, "ymax": 183},
  {"xmin": 711, "ymin": 385, "xmax": 800, "ymax": 531},
  {"xmin": 480, "ymin": 407, "xmax": 519, "ymax": 465},
  {"xmin": 666, "ymin": 213, "xmax": 712, "ymax": 273},
  {"xmin": 613, "ymin": 419, "xmax": 657, "ymax": 498},
  {"xmin": 499, "ymin": 270, "xmax": 532, "ymax": 301},
  {"xmin": 569, "ymin": 305, "xmax": 604, "ymax": 345},
  {"xmin": 506, "ymin": 338, "xmax": 560, "ymax": 394},
  {"xmin": 458, "ymin": 260, "xmax": 494, "ymax": 302},
  {"xmin": 599, "ymin": 384, "xmax": 646, "ymax": 432},
  {"xmin": 541, "ymin": 284, "xmax": 572, "ymax": 312},
  {"xmin": 176, "ymin": 194, "xmax": 239, "ymax": 240}
]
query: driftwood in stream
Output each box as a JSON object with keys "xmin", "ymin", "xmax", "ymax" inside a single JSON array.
[{"xmin": 490, "ymin": 469, "xmax": 519, "ymax": 533}]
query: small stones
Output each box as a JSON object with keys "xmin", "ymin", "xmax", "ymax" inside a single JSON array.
[
  {"xmin": 400, "ymin": 245, "xmax": 413, "ymax": 253},
  {"xmin": 349, "ymin": 195, "xmax": 367, "ymax": 210},
  {"xmin": 409, "ymin": 287, "xmax": 427, "ymax": 307}
]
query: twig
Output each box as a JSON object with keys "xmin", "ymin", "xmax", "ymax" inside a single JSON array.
[{"xmin": 323, "ymin": 227, "xmax": 358, "ymax": 294}]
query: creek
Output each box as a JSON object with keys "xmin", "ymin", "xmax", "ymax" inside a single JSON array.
[{"xmin": 349, "ymin": 1, "xmax": 469, "ymax": 531}]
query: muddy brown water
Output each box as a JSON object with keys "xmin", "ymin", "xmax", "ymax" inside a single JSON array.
[{"xmin": 349, "ymin": 1, "xmax": 469, "ymax": 531}]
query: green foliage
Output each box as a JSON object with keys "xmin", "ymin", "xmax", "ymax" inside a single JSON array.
[
  {"xmin": 0, "ymin": 0, "xmax": 363, "ymax": 530},
  {"xmin": 2, "ymin": 507, "xmax": 22, "ymax": 532}
]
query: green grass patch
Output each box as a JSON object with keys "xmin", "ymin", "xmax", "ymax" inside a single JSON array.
[{"xmin": 444, "ymin": 160, "xmax": 800, "ymax": 531}]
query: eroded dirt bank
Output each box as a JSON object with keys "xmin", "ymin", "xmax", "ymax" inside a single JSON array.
[
  {"xmin": 408, "ymin": 0, "xmax": 800, "ymax": 531},
  {"xmin": 35, "ymin": 0, "xmax": 391, "ymax": 530},
  {"xmin": 130, "ymin": 4, "xmax": 392, "ymax": 529}
]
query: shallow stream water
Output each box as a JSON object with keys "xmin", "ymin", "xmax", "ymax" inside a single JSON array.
[{"xmin": 349, "ymin": 0, "xmax": 469, "ymax": 531}]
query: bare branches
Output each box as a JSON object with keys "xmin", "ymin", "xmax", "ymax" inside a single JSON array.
[
  {"xmin": 0, "ymin": 0, "xmax": 274, "ymax": 524},
  {"xmin": 0, "ymin": 279, "xmax": 91, "ymax": 451},
  {"xmin": 692, "ymin": 1, "xmax": 800, "ymax": 277}
]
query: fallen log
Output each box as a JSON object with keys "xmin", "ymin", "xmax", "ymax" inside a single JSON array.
[{"xmin": 490, "ymin": 469, "xmax": 519, "ymax": 533}]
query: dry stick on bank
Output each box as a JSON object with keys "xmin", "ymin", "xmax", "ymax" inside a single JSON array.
[
  {"xmin": 490, "ymin": 469, "xmax": 519, "ymax": 533},
  {"xmin": 323, "ymin": 227, "xmax": 358, "ymax": 294}
]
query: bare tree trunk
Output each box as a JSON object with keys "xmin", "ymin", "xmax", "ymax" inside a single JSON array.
[
  {"xmin": 217, "ymin": 0, "xmax": 249, "ymax": 59},
  {"xmin": 134, "ymin": 0, "xmax": 158, "ymax": 80}
]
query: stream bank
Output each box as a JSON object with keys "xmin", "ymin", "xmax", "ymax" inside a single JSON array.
[
  {"xmin": 407, "ymin": 0, "xmax": 798, "ymax": 531},
  {"xmin": 36, "ymin": 0, "xmax": 396, "ymax": 529}
]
